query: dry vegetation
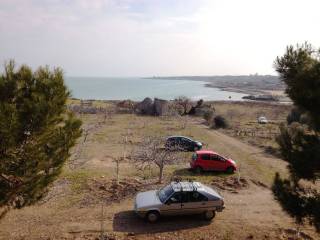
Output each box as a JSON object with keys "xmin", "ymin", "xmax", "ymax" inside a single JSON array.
[
  {"xmin": 212, "ymin": 101, "xmax": 291, "ymax": 155},
  {"xmin": 0, "ymin": 101, "xmax": 318, "ymax": 240}
]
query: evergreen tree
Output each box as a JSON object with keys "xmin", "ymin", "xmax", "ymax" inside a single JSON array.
[
  {"xmin": 0, "ymin": 61, "xmax": 82, "ymax": 211},
  {"xmin": 273, "ymin": 43, "xmax": 320, "ymax": 230}
]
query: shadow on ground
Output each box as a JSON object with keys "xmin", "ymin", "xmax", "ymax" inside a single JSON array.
[
  {"xmin": 172, "ymin": 168, "xmax": 231, "ymax": 179},
  {"xmin": 113, "ymin": 211, "xmax": 211, "ymax": 234}
]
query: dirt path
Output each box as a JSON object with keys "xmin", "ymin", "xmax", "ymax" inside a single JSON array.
[{"xmin": 195, "ymin": 125, "xmax": 288, "ymax": 185}]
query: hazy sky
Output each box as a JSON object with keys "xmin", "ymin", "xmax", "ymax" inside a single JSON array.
[{"xmin": 1, "ymin": 0, "xmax": 319, "ymax": 77}]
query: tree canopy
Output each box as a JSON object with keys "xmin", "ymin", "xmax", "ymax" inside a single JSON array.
[
  {"xmin": 273, "ymin": 43, "xmax": 320, "ymax": 230},
  {"xmin": 0, "ymin": 61, "xmax": 82, "ymax": 210}
]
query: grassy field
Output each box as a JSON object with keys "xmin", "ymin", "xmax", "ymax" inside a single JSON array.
[
  {"xmin": 213, "ymin": 101, "xmax": 291, "ymax": 153},
  {"xmin": 1, "ymin": 101, "xmax": 318, "ymax": 240}
]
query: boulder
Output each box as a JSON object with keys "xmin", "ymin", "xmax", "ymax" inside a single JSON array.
[
  {"xmin": 154, "ymin": 98, "xmax": 169, "ymax": 116},
  {"xmin": 136, "ymin": 97, "xmax": 154, "ymax": 115}
]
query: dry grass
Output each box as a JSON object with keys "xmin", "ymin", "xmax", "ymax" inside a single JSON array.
[
  {"xmin": 212, "ymin": 101, "xmax": 291, "ymax": 153},
  {"xmin": 2, "ymin": 102, "xmax": 319, "ymax": 240}
]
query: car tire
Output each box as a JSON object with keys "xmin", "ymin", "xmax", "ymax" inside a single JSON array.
[
  {"xmin": 226, "ymin": 167, "xmax": 235, "ymax": 174},
  {"xmin": 146, "ymin": 211, "xmax": 160, "ymax": 223},
  {"xmin": 194, "ymin": 166, "xmax": 203, "ymax": 174},
  {"xmin": 203, "ymin": 210, "xmax": 215, "ymax": 221}
]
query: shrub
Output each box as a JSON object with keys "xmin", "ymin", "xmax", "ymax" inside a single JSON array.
[{"xmin": 212, "ymin": 115, "xmax": 229, "ymax": 129}]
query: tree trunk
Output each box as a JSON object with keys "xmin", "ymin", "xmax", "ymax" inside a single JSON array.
[{"xmin": 158, "ymin": 165, "xmax": 164, "ymax": 183}]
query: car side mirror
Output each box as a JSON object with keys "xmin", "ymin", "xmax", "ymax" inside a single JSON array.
[{"xmin": 166, "ymin": 200, "xmax": 171, "ymax": 205}]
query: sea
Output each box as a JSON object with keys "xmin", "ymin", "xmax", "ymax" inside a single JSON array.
[{"xmin": 65, "ymin": 77, "xmax": 246, "ymax": 101}]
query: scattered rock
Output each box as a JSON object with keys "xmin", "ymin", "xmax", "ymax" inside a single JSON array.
[
  {"xmin": 250, "ymin": 179, "xmax": 268, "ymax": 188},
  {"xmin": 212, "ymin": 177, "xmax": 249, "ymax": 192},
  {"xmin": 81, "ymin": 178, "xmax": 145, "ymax": 206}
]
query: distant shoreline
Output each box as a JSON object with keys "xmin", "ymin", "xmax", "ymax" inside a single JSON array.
[{"xmin": 146, "ymin": 75, "xmax": 288, "ymax": 102}]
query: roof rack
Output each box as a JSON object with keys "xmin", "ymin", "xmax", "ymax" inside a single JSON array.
[{"xmin": 179, "ymin": 181, "xmax": 183, "ymax": 192}]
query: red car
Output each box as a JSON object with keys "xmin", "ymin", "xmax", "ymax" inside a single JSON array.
[{"xmin": 190, "ymin": 150, "xmax": 237, "ymax": 173}]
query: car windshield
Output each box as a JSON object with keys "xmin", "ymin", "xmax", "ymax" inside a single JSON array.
[
  {"xmin": 158, "ymin": 185, "xmax": 174, "ymax": 203},
  {"xmin": 192, "ymin": 153, "xmax": 197, "ymax": 160}
]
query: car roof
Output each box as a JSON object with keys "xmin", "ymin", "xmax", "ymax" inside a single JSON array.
[
  {"xmin": 170, "ymin": 181, "xmax": 223, "ymax": 199},
  {"xmin": 167, "ymin": 136, "xmax": 193, "ymax": 141},
  {"xmin": 170, "ymin": 181, "xmax": 203, "ymax": 192},
  {"xmin": 195, "ymin": 150, "xmax": 217, "ymax": 155}
]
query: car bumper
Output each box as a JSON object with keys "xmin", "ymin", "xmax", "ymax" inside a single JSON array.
[
  {"xmin": 134, "ymin": 202, "xmax": 147, "ymax": 218},
  {"xmin": 216, "ymin": 206, "xmax": 225, "ymax": 212}
]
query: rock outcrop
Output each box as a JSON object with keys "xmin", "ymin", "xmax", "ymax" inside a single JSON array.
[
  {"xmin": 154, "ymin": 98, "xmax": 169, "ymax": 116},
  {"xmin": 136, "ymin": 97, "xmax": 154, "ymax": 115}
]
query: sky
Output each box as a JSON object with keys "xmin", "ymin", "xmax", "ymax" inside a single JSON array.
[{"xmin": 0, "ymin": 0, "xmax": 319, "ymax": 77}]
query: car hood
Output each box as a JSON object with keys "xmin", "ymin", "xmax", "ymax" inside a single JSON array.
[{"xmin": 135, "ymin": 190, "xmax": 162, "ymax": 210}]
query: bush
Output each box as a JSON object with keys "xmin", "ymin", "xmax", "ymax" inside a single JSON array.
[
  {"xmin": 212, "ymin": 115, "xmax": 229, "ymax": 129},
  {"xmin": 203, "ymin": 110, "xmax": 214, "ymax": 124}
]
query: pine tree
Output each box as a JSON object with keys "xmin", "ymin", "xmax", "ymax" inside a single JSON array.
[
  {"xmin": 0, "ymin": 61, "xmax": 82, "ymax": 211},
  {"xmin": 273, "ymin": 43, "xmax": 320, "ymax": 230}
]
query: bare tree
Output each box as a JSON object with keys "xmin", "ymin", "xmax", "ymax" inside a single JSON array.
[{"xmin": 131, "ymin": 137, "xmax": 179, "ymax": 183}]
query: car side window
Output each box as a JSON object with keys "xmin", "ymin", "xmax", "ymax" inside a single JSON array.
[
  {"xmin": 167, "ymin": 192, "xmax": 181, "ymax": 204},
  {"xmin": 180, "ymin": 192, "xmax": 189, "ymax": 203},
  {"xmin": 181, "ymin": 138, "xmax": 189, "ymax": 145},
  {"xmin": 188, "ymin": 192, "xmax": 208, "ymax": 202},
  {"xmin": 211, "ymin": 154, "xmax": 224, "ymax": 162},
  {"xmin": 172, "ymin": 138, "xmax": 178, "ymax": 144},
  {"xmin": 201, "ymin": 154, "xmax": 210, "ymax": 160}
]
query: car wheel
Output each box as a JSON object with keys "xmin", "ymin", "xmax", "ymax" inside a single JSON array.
[
  {"xmin": 226, "ymin": 167, "xmax": 235, "ymax": 174},
  {"xmin": 194, "ymin": 166, "xmax": 203, "ymax": 174},
  {"xmin": 203, "ymin": 210, "xmax": 215, "ymax": 221},
  {"xmin": 146, "ymin": 211, "xmax": 160, "ymax": 223}
]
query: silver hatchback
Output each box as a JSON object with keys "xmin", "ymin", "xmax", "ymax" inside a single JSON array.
[{"xmin": 134, "ymin": 181, "xmax": 224, "ymax": 223}]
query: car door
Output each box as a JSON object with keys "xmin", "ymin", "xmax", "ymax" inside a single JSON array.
[
  {"xmin": 210, "ymin": 154, "xmax": 226, "ymax": 171},
  {"xmin": 181, "ymin": 191, "xmax": 209, "ymax": 214},
  {"xmin": 161, "ymin": 192, "xmax": 182, "ymax": 216},
  {"xmin": 200, "ymin": 154, "xmax": 211, "ymax": 170}
]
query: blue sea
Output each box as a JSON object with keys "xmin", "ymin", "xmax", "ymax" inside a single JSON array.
[{"xmin": 65, "ymin": 77, "xmax": 246, "ymax": 101}]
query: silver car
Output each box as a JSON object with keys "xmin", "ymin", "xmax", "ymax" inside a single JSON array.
[{"xmin": 134, "ymin": 181, "xmax": 225, "ymax": 223}]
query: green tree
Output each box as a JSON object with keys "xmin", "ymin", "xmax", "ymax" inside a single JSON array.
[
  {"xmin": 0, "ymin": 61, "xmax": 82, "ymax": 212},
  {"xmin": 273, "ymin": 43, "xmax": 320, "ymax": 230}
]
